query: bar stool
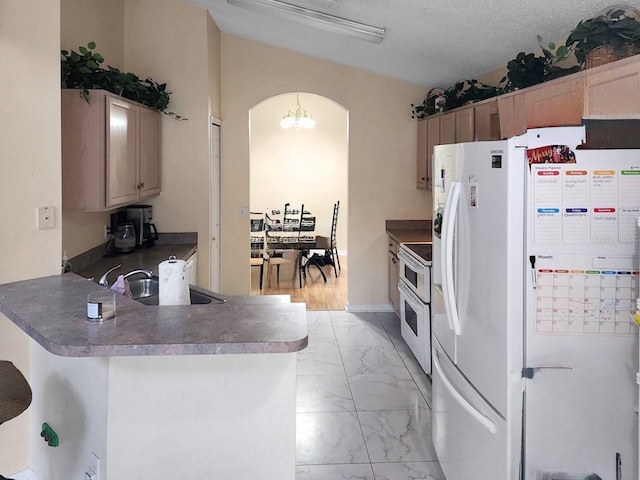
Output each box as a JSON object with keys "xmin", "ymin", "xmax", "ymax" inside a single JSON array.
[{"xmin": 0, "ymin": 361, "xmax": 32, "ymax": 480}]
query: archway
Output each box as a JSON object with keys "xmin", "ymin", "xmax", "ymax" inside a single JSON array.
[{"xmin": 249, "ymin": 92, "xmax": 349, "ymax": 309}]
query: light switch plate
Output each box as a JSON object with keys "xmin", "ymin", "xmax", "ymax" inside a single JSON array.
[{"xmin": 37, "ymin": 206, "xmax": 55, "ymax": 229}]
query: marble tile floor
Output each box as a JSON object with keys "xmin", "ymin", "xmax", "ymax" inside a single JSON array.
[{"xmin": 296, "ymin": 310, "xmax": 445, "ymax": 480}]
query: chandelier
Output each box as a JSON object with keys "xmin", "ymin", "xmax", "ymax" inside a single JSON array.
[{"xmin": 280, "ymin": 95, "xmax": 316, "ymax": 129}]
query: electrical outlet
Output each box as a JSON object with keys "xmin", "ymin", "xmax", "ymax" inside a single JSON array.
[
  {"xmin": 37, "ymin": 206, "xmax": 55, "ymax": 229},
  {"xmin": 104, "ymin": 225, "xmax": 109, "ymax": 240}
]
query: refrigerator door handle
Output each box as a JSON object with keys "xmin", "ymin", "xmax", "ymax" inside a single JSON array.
[
  {"xmin": 433, "ymin": 347, "xmax": 497, "ymax": 434},
  {"xmin": 442, "ymin": 181, "xmax": 462, "ymax": 335}
]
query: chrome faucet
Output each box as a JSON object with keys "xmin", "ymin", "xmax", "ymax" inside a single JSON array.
[
  {"xmin": 123, "ymin": 269, "xmax": 153, "ymax": 280},
  {"xmin": 98, "ymin": 264, "xmax": 122, "ymax": 287}
]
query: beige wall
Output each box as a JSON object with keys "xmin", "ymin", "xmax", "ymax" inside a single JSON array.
[
  {"xmin": 250, "ymin": 93, "xmax": 348, "ymax": 251},
  {"xmin": 61, "ymin": 0, "xmax": 124, "ymax": 70},
  {"xmin": 124, "ymin": 0, "xmax": 216, "ymax": 288},
  {"xmin": 60, "ymin": 0, "xmax": 124, "ymax": 258},
  {"xmin": 60, "ymin": 0, "xmax": 222, "ymax": 287},
  {"xmin": 0, "ymin": 0, "xmax": 62, "ymax": 473},
  {"xmin": 207, "ymin": 13, "xmax": 222, "ymax": 119},
  {"xmin": 220, "ymin": 34, "xmax": 429, "ymax": 307}
]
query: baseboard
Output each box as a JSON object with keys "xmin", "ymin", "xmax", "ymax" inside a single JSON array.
[
  {"xmin": 346, "ymin": 303, "xmax": 394, "ymax": 313},
  {"xmin": 9, "ymin": 469, "xmax": 36, "ymax": 480}
]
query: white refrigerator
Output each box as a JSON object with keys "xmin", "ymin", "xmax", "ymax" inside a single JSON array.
[{"xmin": 431, "ymin": 127, "xmax": 639, "ymax": 480}]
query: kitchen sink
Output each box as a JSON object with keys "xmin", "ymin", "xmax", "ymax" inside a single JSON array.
[{"xmin": 128, "ymin": 277, "xmax": 226, "ymax": 305}]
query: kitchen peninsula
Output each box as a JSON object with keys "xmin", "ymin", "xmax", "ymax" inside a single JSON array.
[{"xmin": 0, "ymin": 273, "xmax": 307, "ymax": 480}]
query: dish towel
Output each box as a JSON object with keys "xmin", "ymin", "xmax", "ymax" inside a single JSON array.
[{"xmin": 110, "ymin": 275, "xmax": 132, "ymax": 298}]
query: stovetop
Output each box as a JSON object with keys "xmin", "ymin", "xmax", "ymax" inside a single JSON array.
[{"xmin": 400, "ymin": 242, "xmax": 432, "ymax": 265}]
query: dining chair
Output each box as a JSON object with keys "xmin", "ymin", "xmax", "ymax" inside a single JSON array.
[
  {"xmin": 250, "ymin": 212, "xmax": 266, "ymax": 290},
  {"xmin": 264, "ymin": 227, "xmax": 299, "ymax": 287},
  {"xmin": 305, "ymin": 200, "xmax": 341, "ymax": 278}
]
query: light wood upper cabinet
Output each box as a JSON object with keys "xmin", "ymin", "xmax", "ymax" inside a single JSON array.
[
  {"xmin": 498, "ymin": 92, "xmax": 526, "ymax": 139},
  {"xmin": 524, "ymin": 74, "xmax": 585, "ymax": 129},
  {"xmin": 584, "ymin": 55, "xmax": 640, "ymax": 119},
  {"xmin": 415, "ymin": 54, "xmax": 640, "ymax": 188},
  {"xmin": 426, "ymin": 115, "xmax": 440, "ymax": 189},
  {"xmin": 106, "ymin": 97, "xmax": 140, "ymax": 208},
  {"xmin": 455, "ymin": 107, "xmax": 474, "ymax": 142},
  {"xmin": 474, "ymin": 99, "xmax": 500, "ymax": 141},
  {"xmin": 440, "ymin": 113, "xmax": 456, "ymax": 145},
  {"xmin": 416, "ymin": 119, "xmax": 428, "ymax": 189},
  {"xmin": 62, "ymin": 89, "xmax": 161, "ymax": 212},
  {"xmin": 498, "ymin": 74, "xmax": 585, "ymax": 138},
  {"xmin": 139, "ymin": 107, "xmax": 161, "ymax": 197},
  {"xmin": 416, "ymin": 115, "xmax": 443, "ymax": 189}
]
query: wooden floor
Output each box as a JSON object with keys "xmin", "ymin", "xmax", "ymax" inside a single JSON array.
[{"xmin": 250, "ymin": 255, "xmax": 348, "ymax": 310}]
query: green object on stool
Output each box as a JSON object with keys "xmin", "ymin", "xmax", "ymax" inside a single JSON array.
[{"xmin": 41, "ymin": 422, "xmax": 59, "ymax": 447}]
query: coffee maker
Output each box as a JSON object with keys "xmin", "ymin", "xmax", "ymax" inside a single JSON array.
[{"xmin": 125, "ymin": 205, "xmax": 158, "ymax": 248}]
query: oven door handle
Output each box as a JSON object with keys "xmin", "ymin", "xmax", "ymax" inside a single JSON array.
[{"xmin": 442, "ymin": 181, "xmax": 461, "ymax": 336}]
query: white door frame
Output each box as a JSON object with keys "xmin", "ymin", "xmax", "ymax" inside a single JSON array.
[{"xmin": 209, "ymin": 116, "xmax": 222, "ymax": 292}]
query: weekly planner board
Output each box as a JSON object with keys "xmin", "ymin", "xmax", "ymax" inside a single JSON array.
[{"xmin": 530, "ymin": 156, "xmax": 640, "ymax": 335}]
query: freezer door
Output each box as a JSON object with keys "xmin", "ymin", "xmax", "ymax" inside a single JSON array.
[
  {"xmin": 432, "ymin": 339, "xmax": 519, "ymax": 480},
  {"xmin": 453, "ymin": 140, "xmax": 526, "ymax": 416}
]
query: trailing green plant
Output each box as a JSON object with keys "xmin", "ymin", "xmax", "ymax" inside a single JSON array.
[
  {"xmin": 500, "ymin": 52, "xmax": 549, "ymax": 92},
  {"xmin": 410, "ymin": 7, "xmax": 640, "ymax": 119},
  {"xmin": 442, "ymin": 79, "xmax": 498, "ymax": 111},
  {"xmin": 500, "ymin": 46, "xmax": 580, "ymax": 93},
  {"xmin": 61, "ymin": 42, "xmax": 186, "ymax": 120},
  {"xmin": 565, "ymin": 7, "xmax": 640, "ymax": 65},
  {"xmin": 411, "ymin": 88, "xmax": 445, "ymax": 119}
]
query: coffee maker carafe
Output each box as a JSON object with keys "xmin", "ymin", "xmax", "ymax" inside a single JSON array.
[{"xmin": 125, "ymin": 205, "xmax": 158, "ymax": 248}]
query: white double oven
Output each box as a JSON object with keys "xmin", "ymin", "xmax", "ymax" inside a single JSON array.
[{"xmin": 397, "ymin": 242, "xmax": 432, "ymax": 374}]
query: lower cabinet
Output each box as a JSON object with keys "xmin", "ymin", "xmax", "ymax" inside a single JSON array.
[{"xmin": 388, "ymin": 237, "xmax": 400, "ymax": 317}]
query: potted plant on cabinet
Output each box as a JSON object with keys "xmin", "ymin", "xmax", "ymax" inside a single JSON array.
[
  {"xmin": 61, "ymin": 42, "xmax": 185, "ymax": 119},
  {"xmin": 565, "ymin": 6, "xmax": 640, "ymax": 68}
]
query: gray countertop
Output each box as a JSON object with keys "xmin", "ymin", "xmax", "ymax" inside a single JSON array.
[
  {"xmin": 73, "ymin": 242, "xmax": 198, "ymax": 282},
  {"xmin": 385, "ymin": 219, "xmax": 432, "ymax": 244},
  {"xmin": 0, "ymin": 273, "xmax": 308, "ymax": 358}
]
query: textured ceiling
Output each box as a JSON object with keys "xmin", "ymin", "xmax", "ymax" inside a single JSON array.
[{"xmin": 190, "ymin": 0, "xmax": 639, "ymax": 87}]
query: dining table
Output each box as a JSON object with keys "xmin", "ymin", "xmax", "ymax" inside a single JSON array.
[{"xmin": 263, "ymin": 235, "xmax": 328, "ymax": 287}]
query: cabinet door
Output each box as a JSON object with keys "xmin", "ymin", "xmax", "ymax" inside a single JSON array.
[
  {"xmin": 426, "ymin": 115, "xmax": 440, "ymax": 190},
  {"xmin": 388, "ymin": 251, "xmax": 400, "ymax": 318},
  {"xmin": 440, "ymin": 113, "xmax": 456, "ymax": 145},
  {"xmin": 524, "ymin": 74, "xmax": 584, "ymax": 128},
  {"xmin": 416, "ymin": 119, "xmax": 428, "ymax": 189},
  {"xmin": 106, "ymin": 97, "xmax": 139, "ymax": 208},
  {"xmin": 455, "ymin": 107, "xmax": 474, "ymax": 142},
  {"xmin": 474, "ymin": 100, "xmax": 500, "ymax": 140},
  {"xmin": 584, "ymin": 55, "xmax": 640, "ymax": 119},
  {"xmin": 498, "ymin": 93, "xmax": 526, "ymax": 139},
  {"xmin": 139, "ymin": 108, "xmax": 161, "ymax": 198}
]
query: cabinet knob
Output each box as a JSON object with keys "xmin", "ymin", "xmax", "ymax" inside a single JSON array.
[{"xmin": 140, "ymin": 182, "xmax": 145, "ymax": 188}]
